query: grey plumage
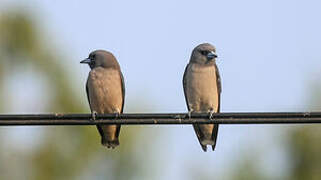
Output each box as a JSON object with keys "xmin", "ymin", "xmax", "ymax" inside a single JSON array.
[
  {"xmin": 183, "ymin": 43, "xmax": 221, "ymax": 152},
  {"xmin": 81, "ymin": 50, "xmax": 125, "ymax": 149}
]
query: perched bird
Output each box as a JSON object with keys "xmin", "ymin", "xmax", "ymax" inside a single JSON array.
[
  {"xmin": 81, "ymin": 50, "xmax": 125, "ymax": 149},
  {"xmin": 183, "ymin": 43, "xmax": 222, "ymax": 152}
]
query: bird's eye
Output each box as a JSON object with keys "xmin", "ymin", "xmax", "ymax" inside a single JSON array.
[
  {"xmin": 200, "ymin": 50, "xmax": 208, "ymax": 56},
  {"xmin": 91, "ymin": 54, "xmax": 96, "ymax": 59}
]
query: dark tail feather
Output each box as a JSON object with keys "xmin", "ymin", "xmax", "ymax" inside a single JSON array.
[
  {"xmin": 211, "ymin": 124, "xmax": 219, "ymax": 151},
  {"xmin": 97, "ymin": 125, "xmax": 120, "ymax": 149},
  {"xmin": 101, "ymin": 138, "xmax": 119, "ymax": 149},
  {"xmin": 193, "ymin": 124, "xmax": 212, "ymax": 152},
  {"xmin": 201, "ymin": 145, "xmax": 207, "ymax": 152},
  {"xmin": 193, "ymin": 123, "xmax": 220, "ymax": 152}
]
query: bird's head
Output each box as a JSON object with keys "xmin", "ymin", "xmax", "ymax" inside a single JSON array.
[
  {"xmin": 190, "ymin": 43, "xmax": 218, "ymax": 65},
  {"xmin": 80, "ymin": 50, "xmax": 120, "ymax": 69}
]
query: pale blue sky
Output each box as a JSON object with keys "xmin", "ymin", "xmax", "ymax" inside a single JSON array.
[{"xmin": 2, "ymin": 0, "xmax": 321, "ymax": 179}]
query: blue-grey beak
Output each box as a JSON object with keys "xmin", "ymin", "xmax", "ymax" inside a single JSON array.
[
  {"xmin": 207, "ymin": 51, "xmax": 218, "ymax": 60},
  {"xmin": 80, "ymin": 58, "xmax": 91, "ymax": 64}
]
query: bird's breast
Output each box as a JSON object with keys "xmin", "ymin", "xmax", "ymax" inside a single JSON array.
[
  {"xmin": 185, "ymin": 64, "xmax": 219, "ymax": 112},
  {"xmin": 87, "ymin": 68, "xmax": 123, "ymax": 113}
]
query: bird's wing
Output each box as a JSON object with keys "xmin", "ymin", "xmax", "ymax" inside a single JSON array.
[
  {"xmin": 120, "ymin": 71, "xmax": 125, "ymax": 113},
  {"xmin": 210, "ymin": 63, "xmax": 222, "ymax": 151},
  {"xmin": 214, "ymin": 63, "xmax": 221, "ymax": 112},
  {"xmin": 113, "ymin": 71, "xmax": 125, "ymax": 139},
  {"xmin": 85, "ymin": 80, "xmax": 92, "ymax": 112},
  {"xmin": 182, "ymin": 63, "xmax": 191, "ymax": 111}
]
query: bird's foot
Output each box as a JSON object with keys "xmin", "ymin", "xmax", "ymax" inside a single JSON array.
[
  {"xmin": 91, "ymin": 111, "xmax": 98, "ymax": 121},
  {"xmin": 188, "ymin": 111, "xmax": 192, "ymax": 119},
  {"xmin": 209, "ymin": 110, "xmax": 215, "ymax": 120},
  {"xmin": 114, "ymin": 112, "xmax": 120, "ymax": 119}
]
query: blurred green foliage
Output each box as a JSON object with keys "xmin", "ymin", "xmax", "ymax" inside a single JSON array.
[
  {"xmin": 286, "ymin": 83, "xmax": 321, "ymax": 180},
  {"xmin": 288, "ymin": 126, "xmax": 321, "ymax": 180},
  {"xmin": 0, "ymin": 10, "xmax": 153, "ymax": 180},
  {"xmin": 0, "ymin": 10, "xmax": 82, "ymax": 113},
  {"xmin": 230, "ymin": 87, "xmax": 321, "ymax": 180}
]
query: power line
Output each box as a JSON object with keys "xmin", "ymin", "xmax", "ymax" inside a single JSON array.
[{"xmin": 0, "ymin": 112, "xmax": 321, "ymax": 126}]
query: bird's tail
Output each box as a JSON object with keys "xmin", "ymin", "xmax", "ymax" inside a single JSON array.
[
  {"xmin": 193, "ymin": 124, "xmax": 219, "ymax": 152},
  {"xmin": 101, "ymin": 138, "xmax": 119, "ymax": 149},
  {"xmin": 97, "ymin": 125, "xmax": 121, "ymax": 149},
  {"xmin": 211, "ymin": 124, "xmax": 219, "ymax": 151}
]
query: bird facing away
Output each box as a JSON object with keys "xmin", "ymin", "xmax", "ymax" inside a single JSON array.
[
  {"xmin": 183, "ymin": 43, "xmax": 222, "ymax": 152},
  {"xmin": 81, "ymin": 50, "xmax": 125, "ymax": 149}
]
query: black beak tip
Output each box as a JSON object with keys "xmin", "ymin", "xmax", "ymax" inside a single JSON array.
[
  {"xmin": 80, "ymin": 58, "xmax": 91, "ymax": 64},
  {"xmin": 207, "ymin": 54, "xmax": 218, "ymax": 60}
]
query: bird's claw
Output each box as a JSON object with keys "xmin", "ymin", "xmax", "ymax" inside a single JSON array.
[
  {"xmin": 114, "ymin": 112, "xmax": 120, "ymax": 119},
  {"xmin": 188, "ymin": 111, "xmax": 192, "ymax": 119},
  {"xmin": 91, "ymin": 111, "xmax": 97, "ymax": 121},
  {"xmin": 209, "ymin": 110, "xmax": 215, "ymax": 120}
]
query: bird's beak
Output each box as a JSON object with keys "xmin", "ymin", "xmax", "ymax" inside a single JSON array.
[
  {"xmin": 80, "ymin": 58, "xmax": 91, "ymax": 64},
  {"xmin": 207, "ymin": 51, "xmax": 218, "ymax": 60}
]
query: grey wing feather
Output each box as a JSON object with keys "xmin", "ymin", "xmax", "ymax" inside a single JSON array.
[
  {"xmin": 85, "ymin": 80, "xmax": 92, "ymax": 112},
  {"xmin": 211, "ymin": 63, "xmax": 221, "ymax": 151},
  {"xmin": 114, "ymin": 71, "xmax": 125, "ymax": 138},
  {"xmin": 214, "ymin": 63, "xmax": 221, "ymax": 112},
  {"xmin": 182, "ymin": 64, "xmax": 191, "ymax": 111},
  {"xmin": 120, "ymin": 71, "xmax": 125, "ymax": 113}
]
